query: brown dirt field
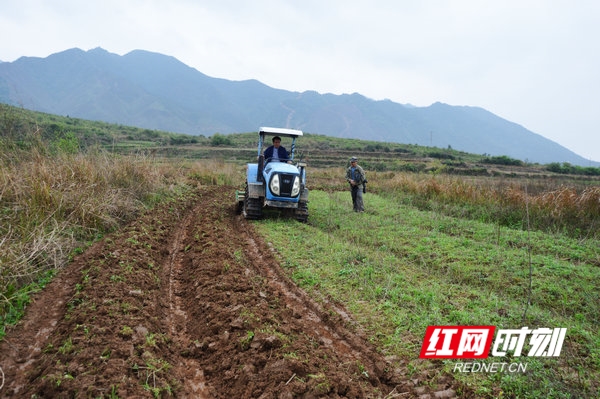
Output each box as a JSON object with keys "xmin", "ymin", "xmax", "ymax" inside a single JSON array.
[{"xmin": 0, "ymin": 185, "xmax": 461, "ymax": 398}]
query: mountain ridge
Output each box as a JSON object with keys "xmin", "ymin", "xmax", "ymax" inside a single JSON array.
[{"xmin": 0, "ymin": 47, "xmax": 596, "ymax": 166}]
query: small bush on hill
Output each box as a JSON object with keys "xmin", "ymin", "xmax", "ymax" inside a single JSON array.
[{"xmin": 481, "ymin": 155, "xmax": 524, "ymax": 166}]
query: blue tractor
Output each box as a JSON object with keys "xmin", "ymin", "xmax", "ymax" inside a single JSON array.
[{"xmin": 236, "ymin": 127, "xmax": 308, "ymax": 222}]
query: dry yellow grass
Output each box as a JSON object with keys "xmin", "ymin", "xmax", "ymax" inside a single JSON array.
[
  {"xmin": 337, "ymin": 170, "xmax": 600, "ymax": 238},
  {"xmin": 0, "ymin": 150, "xmax": 191, "ymax": 295}
]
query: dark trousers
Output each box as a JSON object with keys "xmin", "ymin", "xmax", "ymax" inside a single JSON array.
[{"xmin": 351, "ymin": 185, "xmax": 364, "ymax": 212}]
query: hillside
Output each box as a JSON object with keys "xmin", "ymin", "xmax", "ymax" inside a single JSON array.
[
  {"xmin": 3, "ymin": 104, "xmax": 600, "ymax": 181},
  {"xmin": 1, "ymin": 47, "xmax": 596, "ymax": 166}
]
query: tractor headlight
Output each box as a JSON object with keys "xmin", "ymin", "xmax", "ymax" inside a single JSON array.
[
  {"xmin": 291, "ymin": 176, "xmax": 300, "ymax": 197},
  {"xmin": 270, "ymin": 174, "xmax": 280, "ymax": 195}
]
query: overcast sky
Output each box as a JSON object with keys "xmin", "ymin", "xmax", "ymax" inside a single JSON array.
[{"xmin": 2, "ymin": 0, "xmax": 599, "ymax": 162}]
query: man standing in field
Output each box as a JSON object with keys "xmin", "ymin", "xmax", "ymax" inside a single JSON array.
[{"xmin": 346, "ymin": 157, "xmax": 366, "ymax": 212}]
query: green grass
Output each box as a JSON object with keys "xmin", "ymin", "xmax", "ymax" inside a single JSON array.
[
  {"xmin": 254, "ymin": 190, "xmax": 600, "ymax": 398},
  {"xmin": 0, "ymin": 269, "xmax": 56, "ymax": 340}
]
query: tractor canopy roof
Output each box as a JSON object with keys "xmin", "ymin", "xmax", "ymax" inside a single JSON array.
[
  {"xmin": 259, "ymin": 127, "xmax": 303, "ymax": 138},
  {"xmin": 257, "ymin": 127, "xmax": 303, "ymax": 159}
]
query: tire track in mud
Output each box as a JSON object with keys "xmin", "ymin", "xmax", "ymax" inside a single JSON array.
[
  {"xmin": 0, "ymin": 247, "xmax": 90, "ymax": 396},
  {"xmin": 0, "ymin": 188, "xmax": 205, "ymax": 398},
  {"xmin": 164, "ymin": 202, "xmax": 211, "ymax": 398},
  {"xmin": 242, "ymin": 231, "xmax": 388, "ymax": 380},
  {"xmin": 173, "ymin": 186, "xmax": 417, "ymax": 398},
  {"xmin": 166, "ymin": 186, "xmax": 460, "ymax": 398}
]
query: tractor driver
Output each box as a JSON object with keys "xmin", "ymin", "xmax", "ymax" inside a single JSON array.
[{"xmin": 263, "ymin": 136, "xmax": 290, "ymax": 163}]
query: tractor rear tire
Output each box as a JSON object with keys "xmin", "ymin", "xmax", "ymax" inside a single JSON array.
[
  {"xmin": 295, "ymin": 201, "xmax": 308, "ymax": 223},
  {"xmin": 243, "ymin": 186, "xmax": 263, "ymax": 220}
]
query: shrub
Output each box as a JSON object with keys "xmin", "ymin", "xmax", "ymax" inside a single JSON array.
[
  {"xmin": 210, "ymin": 133, "xmax": 233, "ymax": 146},
  {"xmin": 481, "ymin": 155, "xmax": 524, "ymax": 166}
]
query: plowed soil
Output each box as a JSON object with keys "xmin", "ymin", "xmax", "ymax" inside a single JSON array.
[{"xmin": 0, "ymin": 185, "xmax": 460, "ymax": 398}]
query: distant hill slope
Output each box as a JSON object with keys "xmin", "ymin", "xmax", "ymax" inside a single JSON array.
[{"xmin": 0, "ymin": 47, "xmax": 595, "ymax": 166}]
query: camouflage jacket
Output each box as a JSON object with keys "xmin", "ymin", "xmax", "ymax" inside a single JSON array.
[{"xmin": 346, "ymin": 164, "xmax": 366, "ymax": 186}]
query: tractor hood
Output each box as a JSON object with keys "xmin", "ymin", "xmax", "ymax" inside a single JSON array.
[{"xmin": 264, "ymin": 162, "xmax": 300, "ymax": 175}]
